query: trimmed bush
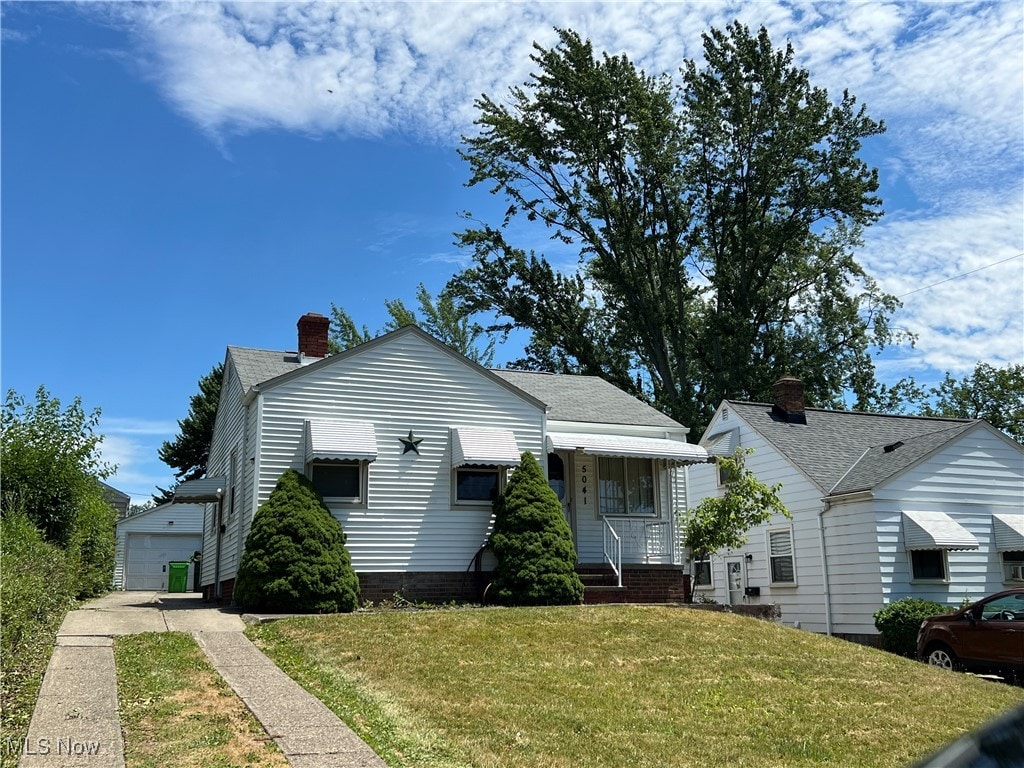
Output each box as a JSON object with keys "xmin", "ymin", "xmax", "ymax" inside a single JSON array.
[
  {"xmin": 489, "ymin": 451, "xmax": 584, "ymax": 606},
  {"xmin": 874, "ymin": 597, "xmax": 948, "ymax": 657},
  {"xmin": 234, "ymin": 470, "xmax": 359, "ymax": 613}
]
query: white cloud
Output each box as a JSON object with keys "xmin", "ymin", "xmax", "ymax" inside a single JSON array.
[
  {"xmin": 83, "ymin": 1, "xmax": 1023, "ymax": 382},
  {"xmin": 102, "ymin": 416, "xmax": 179, "ymax": 436}
]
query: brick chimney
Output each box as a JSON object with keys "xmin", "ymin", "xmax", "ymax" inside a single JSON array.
[
  {"xmin": 772, "ymin": 376, "xmax": 806, "ymax": 424},
  {"xmin": 297, "ymin": 313, "xmax": 330, "ymax": 359}
]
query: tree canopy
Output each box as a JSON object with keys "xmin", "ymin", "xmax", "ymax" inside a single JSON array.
[
  {"xmin": 872, "ymin": 362, "xmax": 1024, "ymax": 443},
  {"xmin": 449, "ymin": 23, "xmax": 899, "ymax": 435},
  {"xmin": 330, "ymin": 282, "xmax": 496, "ymax": 366},
  {"xmin": 155, "ymin": 363, "xmax": 223, "ymax": 502}
]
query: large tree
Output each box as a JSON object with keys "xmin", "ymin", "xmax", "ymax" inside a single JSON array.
[
  {"xmin": 450, "ymin": 24, "xmax": 901, "ymax": 434},
  {"xmin": 330, "ymin": 282, "xmax": 496, "ymax": 366},
  {"xmin": 155, "ymin": 363, "xmax": 223, "ymax": 503}
]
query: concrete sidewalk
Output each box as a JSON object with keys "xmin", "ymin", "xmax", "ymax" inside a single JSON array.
[{"xmin": 17, "ymin": 592, "xmax": 386, "ymax": 768}]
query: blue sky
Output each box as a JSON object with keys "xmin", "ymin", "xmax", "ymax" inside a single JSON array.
[{"xmin": 2, "ymin": 2, "xmax": 1022, "ymax": 503}]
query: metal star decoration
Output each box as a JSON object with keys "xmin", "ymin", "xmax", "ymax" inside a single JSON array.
[{"xmin": 398, "ymin": 430, "xmax": 423, "ymax": 454}]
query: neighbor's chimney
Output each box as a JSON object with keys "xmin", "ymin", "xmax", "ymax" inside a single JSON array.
[
  {"xmin": 297, "ymin": 312, "xmax": 330, "ymax": 359},
  {"xmin": 772, "ymin": 376, "xmax": 806, "ymax": 424}
]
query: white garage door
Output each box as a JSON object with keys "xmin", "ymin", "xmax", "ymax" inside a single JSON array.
[{"xmin": 125, "ymin": 533, "xmax": 202, "ymax": 591}]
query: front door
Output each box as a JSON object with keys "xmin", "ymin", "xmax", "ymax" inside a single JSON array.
[
  {"xmin": 548, "ymin": 451, "xmax": 575, "ymax": 544},
  {"xmin": 726, "ymin": 559, "xmax": 744, "ymax": 605}
]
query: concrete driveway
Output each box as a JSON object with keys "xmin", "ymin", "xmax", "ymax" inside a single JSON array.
[{"xmin": 19, "ymin": 591, "xmax": 385, "ymax": 768}]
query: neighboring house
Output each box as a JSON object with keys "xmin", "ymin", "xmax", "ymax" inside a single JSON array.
[
  {"xmin": 100, "ymin": 481, "xmax": 131, "ymax": 520},
  {"xmin": 113, "ymin": 501, "xmax": 204, "ymax": 590},
  {"xmin": 689, "ymin": 377, "xmax": 1024, "ymax": 643},
  {"xmin": 174, "ymin": 313, "xmax": 708, "ymax": 604}
]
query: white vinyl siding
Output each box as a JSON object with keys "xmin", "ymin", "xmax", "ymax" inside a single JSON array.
[
  {"xmin": 254, "ymin": 332, "xmax": 544, "ymax": 574},
  {"xmin": 200, "ymin": 357, "xmax": 245, "ymax": 590},
  {"xmin": 689, "ymin": 407, "xmax": 828, "ymax": 632}
]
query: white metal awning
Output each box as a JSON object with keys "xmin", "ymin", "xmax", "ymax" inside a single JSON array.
[
  {"xmin": 902, "ymin": 511, "xmax": 980, "ymax": 551},
  {"xmin": 993, "ymin": 513, "xmax": 1024, "ymax": 551},
  {"xmin": 305, "ymin": 420, "xmax": 378, "ymax": 462},
  {"xmin": 547, "ymin": 431, "xmax": 708, "ymax": 465},
  {"xmin": 703, "ymin": 429, "xmax": 739, "ymax": 457},
  {"xmin": 451, "ymin": 427, "xmax": 521, "ymax": 468},
  {"xmin": 172, "ymin": 477, "xmax": 227, "ymax": 503}
]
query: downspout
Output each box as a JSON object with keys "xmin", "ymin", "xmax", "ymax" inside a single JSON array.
[
  {"xmin": 817, "ymin": 499, "xmax": 833, "ymax": 636},
  {"xmin": 213, "ymin": 492, "xmax": 225, "ymax": 599}
]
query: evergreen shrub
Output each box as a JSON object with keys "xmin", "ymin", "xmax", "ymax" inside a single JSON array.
[
  {"xmin": 234, "ymin": 469, "xmax": 359, "ymax": 613},
  {"xmin": 873, "ymin": 597, "xmax": 948, "ymax": 657},
  {"xmin": 489, "ymin": 451, "xmax": 584, "ymax": 606}
]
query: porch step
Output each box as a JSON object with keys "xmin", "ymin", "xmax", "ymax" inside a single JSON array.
[{"xmin": 577, "ymin": 571, "xmax": 617, "ymax": 587}]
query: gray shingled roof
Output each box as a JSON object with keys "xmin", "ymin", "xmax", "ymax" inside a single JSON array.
[
  {"xmin": 492, "ymin": 370, "xmax": 684, "ymax": 428},
  {"xmin": 228, "ymin": 346, "xmax": 302, "ymax": 393},
  {"xmin": 724, "ymin": 401, "xmax": 977, "ymax": 495},
  {"xmin": 225, "ymin": 339, "xmax": 684, "ymax": 430}
]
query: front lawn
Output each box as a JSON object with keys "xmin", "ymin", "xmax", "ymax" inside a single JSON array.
[{"xmin": 249, "ymin": 605, "xmax": 1023, "ymax": 768}]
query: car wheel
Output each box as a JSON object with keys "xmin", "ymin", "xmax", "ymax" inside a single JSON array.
[{"xmin": 925, "ymin": 644, "xmax": 960, "ymax": 671}]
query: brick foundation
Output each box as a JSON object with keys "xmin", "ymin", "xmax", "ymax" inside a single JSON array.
[
  {"xmin": 203, "ymin": 578, "xmax": 235, "ymax": 604},
  {"xmin": 358, "ymin": 571, "xmax": 491, "ymax": 605}
]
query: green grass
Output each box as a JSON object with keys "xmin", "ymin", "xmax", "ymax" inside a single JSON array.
[
  {"xmin": 115, "ymin": 632, "xmax": 287, "ymax": 768},
  {"xmin": 249, "ymin": 605, "xmax": 1024, "ymax": 768}
]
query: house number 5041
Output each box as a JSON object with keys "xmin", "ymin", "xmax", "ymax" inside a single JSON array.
[{"xmin": 580, "ymin": 463, "xmax": 588, "ymax": 504}]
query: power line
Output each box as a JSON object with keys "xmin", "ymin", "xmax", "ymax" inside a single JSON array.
[{"xmin": 897, "ymin": 252, "xmax": 1024, "ymax": 299}]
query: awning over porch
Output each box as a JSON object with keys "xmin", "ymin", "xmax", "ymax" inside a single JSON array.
[
  {"xmin": 451, "ymin": 427, "xmax": 521, "ymax": 467},
  {"xmin": 305, "ymin": 419, "xmax": 378, "ymax": 462},
  {"xmin": 172, "ymin": 477, "xmax": 227, "ymax": 503},
  {"xmin": 902, "ymin": 511, "xmax": 980, "ymax": 551},
  {"xmin": 547, "ymin": 431, "xmax": 708, "ymax": 465},
  {"xmin": 993, "ymin": 513, "xmax": 1024, "ymax": 551}
]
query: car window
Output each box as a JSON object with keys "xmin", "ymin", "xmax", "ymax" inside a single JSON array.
[{"xmin": 979, "ymin": 594, "xmax": 1024, "ymax": 621}]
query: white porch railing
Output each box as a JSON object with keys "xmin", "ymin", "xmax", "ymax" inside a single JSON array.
[
  {"xmin": 605, "ymin": 517, "xmax": 675, "ymax": 565},
  {"xmin": 603, "ymin": 517, "xmax": 623, "ymax": 587}
]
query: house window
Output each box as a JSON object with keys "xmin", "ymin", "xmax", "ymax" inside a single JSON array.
[
  {"xmin": 598, "ymin": 457, "xmax": 656, "ymax": 516},
  {"xmin": 309, "ymin": 461, "xmax": 364, "ymax": 504},
  {"xmin": 455, "ymin": 468, "xmax": 501, "ymax": 503},
  {"xmin": 693, "ymin": 559, "xmax": 713, "ymax": 588},
  {"xmin": 910, "ymin": 549, "xmax": 947, "ymax": 581},
  {"xmin": 768, "ymin": 528, "xmax": 795, "ymax": 584},
  {"xmin": 1002, "ymin": 551, "xmax": 1024, "ymax": 582}
]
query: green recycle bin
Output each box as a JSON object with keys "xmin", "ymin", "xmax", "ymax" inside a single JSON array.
[{"xmin": 167, "ymin": 561, "xmax": 190, "ymax": 593}]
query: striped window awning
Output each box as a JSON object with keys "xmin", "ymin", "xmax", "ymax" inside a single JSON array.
[
  {"xmin": 993, "ymin": 513, "xmax": 1024, "ymax": 551},
  {"xmin": 305, "ymin": 420, "xmax": 378, "ymax": 462},
  {"xmin": 902, "ymin": 511, "xmax": 980, "ymax": 551},
  {"xmin": 451, "ymin": 427, "xmax": 521, "ymax": 468},
  {"xmin": 547, "ymin": 432, "xmax": 708, "ymax": 465},
  {"xmin": 173, "ymin": 477, "xmax": 227, "ymax": 503},
  {"xmin": 703, "ymin": 429, "xmax": 739, "ymax": 457}
]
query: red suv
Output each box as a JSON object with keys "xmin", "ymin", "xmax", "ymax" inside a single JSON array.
[{"xmin": 917, "ymin": 588, "xmax": 1024, "ymax": 682}]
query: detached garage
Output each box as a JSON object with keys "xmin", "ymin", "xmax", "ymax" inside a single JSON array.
[{"xmin": 114, "ymin": 502, "xmax": 204, "ymax": 591}]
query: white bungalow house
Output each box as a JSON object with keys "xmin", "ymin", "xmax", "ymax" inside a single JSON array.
[
  {"xmin": 689, "ymin": 377, "xmax": 1024, "ymax": 643},
  {"xmin": 174, "ymin": 313, "xmax": 708, "ymax": 604}
]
